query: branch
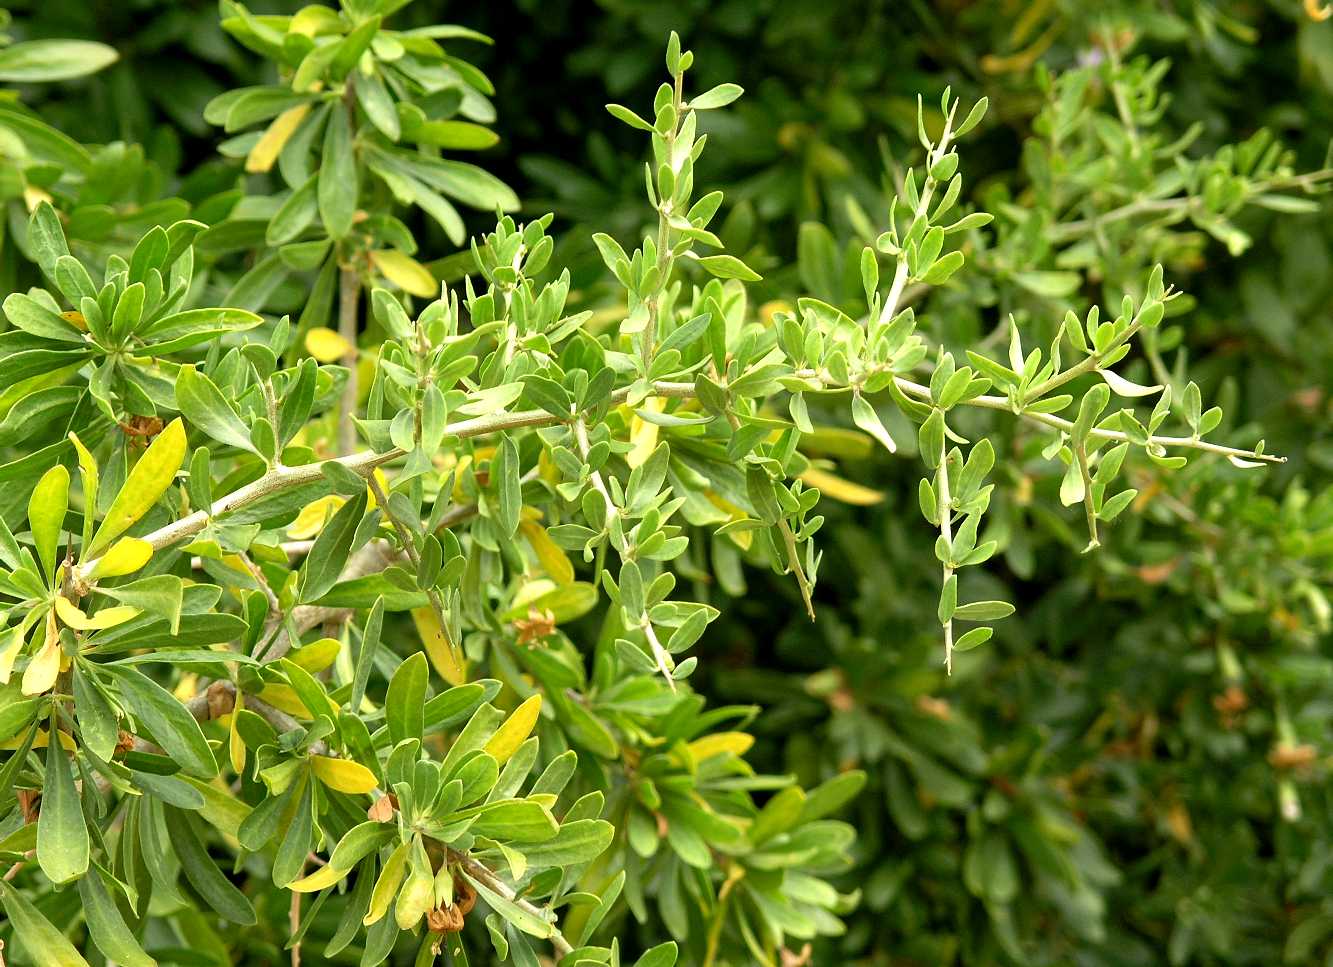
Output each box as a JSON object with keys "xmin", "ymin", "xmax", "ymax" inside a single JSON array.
[
  {"xmin": 453, "ymin": 852, "xmax": 574, "ymax": 957},
  {"xmin": 74, "ymin": 381, "xmax": 697, "ymax": 584},
  {"xmin": 877, "ymin": 101, "xmax": 958, "ymax": 327},
  {"xmin": 890, "ymin": 376, "xmax": 1284, "ymax": 464},
  {"xmin": 935, "ymin": 436, "xmax": 955, "ymax": 675}
]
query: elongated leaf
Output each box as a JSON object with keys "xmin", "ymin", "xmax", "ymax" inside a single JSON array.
[
  {"xmin": 461, "ymin": 870, "xmax": 553, "ymax": 939},
  {"xmin": 164, "ymin": 806, "xmax": 256, "ymax": 924},
  {"xmin": 175, "ymin": 365, "xmax": 258, "ymax": 455},
  {"xmin": 37, "ymin": 735, "xmax": 89, "ymax": 883},
  {"xmin": 386, "ymin": 652, "xmax": 427, "ymax": 746},
  {"xmin": 0, "ymin": 879, "xmax": 92, "ymax": 967},
  {"xmin": 299, "ymin": 490, "xmax": 367, "ymax": 603},
  {"xmin": 318, "ymin": 104, "xmax": 357, "ymax": 238},
  {"xmin": 0, "ymin": 39, "xmax": 117, "ymax": 81},
  {"xmin": 78, "ymin": 868, "xmax": 156, "ymax": 967},
  {"xmin": 352, "ymin": 596, "xmax": 383, "ymax": 712},
  {"xmin": 111, "ymin": 666, "xmax": 217, "ymax": 778},
  {"xmin": 484, "ymin": 695, "xmax": 541, "ymax": 765},
  {"xmin": 86, "ymin": 418, "xmax": 186, "ymax": 558},
  {"xmin": 137, "ymin": 308, "xmax": 263, "ymax": 353},
  {"xmin": 28, "ymin": 463, "xmax": 69, "ymax": 582}
]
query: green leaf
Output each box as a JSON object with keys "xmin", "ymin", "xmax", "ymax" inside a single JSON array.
[
  {"xmin": 0, "ymin": 39, "xmax": 118, "ymax": 81},
  {"xmin": 634, "ymin": 942, "xmax": 679, "ymax": 967},
  {"xmin": 3, "ymin": 293, "xmax": 84, "ymax": 342},
  {"xmin": 299, "ymin": 490, "xmax": 368, "ymax": 603},
  {"xmin": 111, "ymin": 666, "xmax": 217, "ymax": 779},
  {"xmin": 164, "ymin": 806, "xmax": 257, "ymax": 924},
  {"xmin": 319, "ymin": 106, "xmax": 357, "ymax": 238},
  {"xmin": 98, "ymin": 575, "xmax": 185, "ymax": 635},
  {"xmin": 27, "ymin": 202, "xmax": 71, "ymax": 280},
  {"xmin": 28, "ymin": 463, "xmax": 69, "ymax": 582},
  {"xmin": 953, "ymin": 626, "xmax": 993, "ymax": 652},
  {"xmin": 1013, "ymin": 271, "xmax": 1081, "ymax": 298},
  {"xmin": 493, "ymin": 436, "xmax": 521, "ymax": 539},
  {"xmin": 799, "ymin": 771, "xmax": 867, "ymax": 822},
  {"xmin": 606, "ymin": 104, "xmax": 654, "ymax": 132},
  {"xmin": 352, "ymin": 596, "xmax": 383, "ymax": 712},
  {"xmin": 266, "ymin": 175, "xmax": 319, "ymax": 246},
  {"xmin": 175, "ymin": 364, "xmax": 260, "ymax": 456},
  {"xmin": 137, "ymin": 308, "xmax": 263, "ymax": 353},
  {"xmin": 73, "ymin": 667, "xmax": 119, "ymax": 760},
  {"xmin": 461, "ymin": 870, "xmax": 554, "ymax": 939},
  {"xmin": 851, "ymin": 394, "xmax": 896, "ymax": 454},
  {"xmin": 408, "ymin": 119, "xmax": 499, "ymax": 150},
  {"xmin": 691, "ymin": 83, "xmax": 743, "ymax": 110},
  {"xmin": 78, "ymin": 868, "xmax": 156, "ymax": 967},
  {"xmin": 37, "ymin": 736, "xmax": 89, "ymax": 884},
  {"xmin": 0, "ymin": 879, "xmax": 92, "ymax": 967},
  {"xmin": 696, "ymin": 254, "xmax": 761, "ymax": 282},
  {"xmin": 386, "ymin": 652, "xmax": 427, "ymax": 746},
  {"xmin": 516, "ymin": 819, "xmax": 613, "ymax": 867},
  {"xmin": 952, "ymin": 600, "xmax": 1014, "ymax": 621}
]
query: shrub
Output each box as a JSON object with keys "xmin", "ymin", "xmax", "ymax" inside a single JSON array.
[{"xmin": 0, "ymin": 3, "xmax": 1330, "ymax": 967}]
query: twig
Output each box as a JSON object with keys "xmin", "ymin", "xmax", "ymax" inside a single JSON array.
[
  {"xmin": 453, "ymin": 851, "xmax": 574, "ymax": 957},
  {"xmin": 74, "ymin": 382, "xmax": 696, "ymax": 587},
  {"xmin": 890, "ymin": 376, "xmax": 1283, "ymax": 464},
  {"xmin": 877, "ymin": 100, "xmax": 958, "ymax": 327},
  {"xmin": 936, "ymin": 435, "xmax": 956, "ymax": 675}
]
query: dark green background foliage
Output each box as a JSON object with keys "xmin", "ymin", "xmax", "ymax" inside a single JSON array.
[{"xmin": 1, "ymin": 0, "xmax": 1332, "ymax": 965}]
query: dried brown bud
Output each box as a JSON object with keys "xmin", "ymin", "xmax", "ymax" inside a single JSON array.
[
  {"xmin": 205, "ymin": 681, "xmax": 236, "ymax": 719},
  {"xmin": 1269, "ymin": 743, "xmax": 1318, "ymax": 771},
  {"xmin": 367, "ymin": 794, "xmax": 398, "ymax": 823},
  {"xmin": 514, "ymin": 607, "xmax": 557, "ymax": 645}
]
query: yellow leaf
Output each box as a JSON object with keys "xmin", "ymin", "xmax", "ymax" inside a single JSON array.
[
  {"xmin": 0, "ymin": 728, "xmax": 75, "ymax": 751},
  {"xmin": 364, "ymin": 841, "xmax": 409, "ymax": 925},
  {"xmin": 800, "ymin": 426, "xmax": 876, "ymax": 460},
  {"xmin": 287, "ymin": 494, "xmax": 347, "ymax": 539},
  {"xmin": 688, "ymin": 731, "xmax": 754, "ymax": 761},
  {"xmin": 289, "ymin": 862, "xmax": 348, "ymax": 893},
  {"xmin": 173, "ymin": 672, "xmax": 198, "ymax": 702},
  {"xmin": 256, "ymin": 684, "xmax": 317, "ymax": 719},
  {"xmin": 706, "ymin": 492, "xmax": 752, "ymax": 551},
  {"xmin": 54, "ymin": 596, "xmax": 139, "ymax": 631},
  {"xmin": 797, "ymin": 466, "xmax": 885, "ymax": 506},
  {"xmin": 483, "ymin": 695, "xmax": 542, "ymax": 765},
  {"xmin": 519, "ymin": 520, "xmax": 574, "ymax": 585},
  {"xmin": 0, "ymin": 620, "xmax": 29, "ymax": 684},
  {"xmin": 411, "ymin": 606, "xmax": 466, "ymax": 686},
  {"xmin": 229, "ymin": 691, "xmax": 246, "ymax": 776},
  {"xmin": 758, "ymin": 299, "xmax": 793, "ymax": 325},
  {"xmin": 289, "ymin": 637, "xmax": 341, "ymax": 673},
  {"xmin": 287, "ymin": 471, "xmax": 387, "ymax": 539},
  {"xmin": 371, "ymin": 249, "xmax": 438, "ymax": 298},
  {"xmin": 23, "ymin": 185, "xmax": 51, "ymax": 212},
  {"xmin": 68, "ymin": 431, "xmax": 98, "ymax": 548},
  {"xmin": 21, "ymin": 610, "xmax": 61, "ymax": 696},
  {"xmin": 628, "ymin": 396, "xmax": 664, "ymax": 468},
  {"xmin": 289, "ymin": 5, "xmax": 342, "ymax": 35},
  {"xmin": 305, "ymin": 326, "xmax": 352, "ymax": 364},
  {"xmin": 311, "ymin": 755, "xmax": 378, "ymax": 794},
  {"xmin": 86, "ymin": 418, "xmax": 186, "ymax": 559},
  {"xmin": 84, "ymin": 536, "xmax": 152, "ymax": 580},
  {"xmin": 246, "ymin": 104, "xmax": 311, "ymax": 174}
]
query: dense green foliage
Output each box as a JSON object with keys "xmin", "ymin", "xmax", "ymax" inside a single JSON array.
[{"xmin": 0, "ymin": 2, "xmax": 1332, "ymax": 966}]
